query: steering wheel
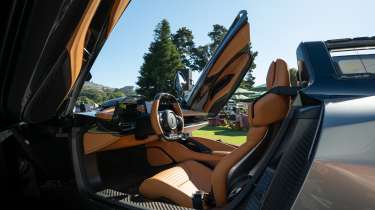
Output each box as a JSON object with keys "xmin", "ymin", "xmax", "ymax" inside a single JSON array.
[{"xmin": 150, "ymin": 93, "xmax": 184, "ymax": 141}]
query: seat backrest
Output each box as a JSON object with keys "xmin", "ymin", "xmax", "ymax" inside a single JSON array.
[{"xmin": 211, "ymin": 59, "xmax": 290, "ymax": 207}]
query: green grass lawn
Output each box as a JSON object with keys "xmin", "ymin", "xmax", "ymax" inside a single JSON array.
[{"xmin": 192, "ymin": 125, "xmax": 247, "ymax": 145}]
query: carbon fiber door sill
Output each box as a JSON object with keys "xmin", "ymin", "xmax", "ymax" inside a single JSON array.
[{"xmin": 95, "ymin": 189, "xmax": 195, "ymax": 210}]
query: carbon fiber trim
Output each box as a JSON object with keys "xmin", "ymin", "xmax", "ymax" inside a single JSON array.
[
  {"xmin": 96, "ymin": 189, "xmax": 195, "ymax": 210},
  {"xmin": 97, "ymin": 188, "xmax": 127, "ymax": 199},
  {"xmin": 243, "ymin": 168, "xmax": 274, "ymax": 210}
]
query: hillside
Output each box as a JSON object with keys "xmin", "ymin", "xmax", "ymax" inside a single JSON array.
[
  {"xmin": 82, "ymin": 81, "xmax": 115, "ymax": 92},
  {"xmin": 77, "ymin": 82, "xmax": 135, "ymax": 105}
]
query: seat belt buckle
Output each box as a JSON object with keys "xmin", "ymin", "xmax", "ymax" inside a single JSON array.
[{"xmin": 193, "ymin": 191, "xmax": 207, "ymax": 209}]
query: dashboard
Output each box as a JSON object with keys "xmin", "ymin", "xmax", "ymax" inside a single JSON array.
[
  {"xmin": 91, "ymin": 97, "xmax": 208, "ymax": 135},
  {"xmin": 75, "ymin": 96, "xmax": 209, "ymax": 154}
]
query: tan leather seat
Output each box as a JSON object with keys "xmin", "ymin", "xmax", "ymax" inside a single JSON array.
[
  {"xmin": 139, "ymin": 59, "xmax": 291, "ymax": 208},
  {"xmin": 139, "ymin": 160, "xmax": 212, "ymax": 207}
]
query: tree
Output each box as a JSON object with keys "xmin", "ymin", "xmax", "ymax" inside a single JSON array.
[
  {"xmin": 189, "ymin": 24, "xmax": 229, "ymax": 72},
  {"xmin": 172, "ymin": 27, "xmax": 194, "ymax": 70},
  {"xmin": 120, "ymin": 86, "xmax": 136, "ymax": 95},
  {"xmin": 136, "ymin": 19, "xmax": 183, "ymax": 99},
  {"xmin": 208, "ymin": 24, "xmax": 228, "ymax": 54},
  {"xmin": 79, "ymin": 88, "xmax": 107, "ymax": 103},
  {"xmin": 78, "ymin": 85, "xmax": 126, "ymax": 105},
  {"xmin": 240, "ymin": 44, "xmax": 258, "ymax": 89},
  {"xmin": 172, "ymin": 24, "xmax": 229, "ymax": 72},
  {"xmin": 289, "ymin": 68, "xmax": 298, "ymax": 86},
  {"xmin": 189, "ymin": 24, "xmax": 234, "ymax": 72},
  {"xmin": 107, "ymin": 89, "xmax": 125, "ymax": 100},
  {"xmin": 190, "ymin": 45, "xmax": 210, "ymax": 72}
]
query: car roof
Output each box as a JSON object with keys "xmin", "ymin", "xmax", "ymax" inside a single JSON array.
[{"xmin": 296, "ymin": 37, "xmax": 375, "ymax": 100}]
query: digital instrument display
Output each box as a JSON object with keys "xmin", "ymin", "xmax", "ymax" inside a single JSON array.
[{"xmin": 111, "ymin": 96, "xmax": 146, "ymax": 133}]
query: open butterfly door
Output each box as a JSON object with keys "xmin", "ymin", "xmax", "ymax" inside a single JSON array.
[
  {"xmin": 0, "ymin": 0, "xmax": 131, "ymax": 124},
  {"xmin": 186, "ymin": 10, "xmax": 253, "ymax": 115}
]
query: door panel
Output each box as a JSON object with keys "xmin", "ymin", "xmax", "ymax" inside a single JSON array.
[{"xmin": 187, "ymin": 11, "xmax": 253, "ymax": 115}]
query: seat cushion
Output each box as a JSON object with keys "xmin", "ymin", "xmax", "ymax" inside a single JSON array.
[{"xmin": 139, "ymin": 160, "xmax": 212, "ymax": 208}]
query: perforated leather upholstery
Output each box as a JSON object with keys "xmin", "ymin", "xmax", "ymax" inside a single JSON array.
[{"xmin": 139, "ymin": 160, "xmax": 212, "ymax": 208}]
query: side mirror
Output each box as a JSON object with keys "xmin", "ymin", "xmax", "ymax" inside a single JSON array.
[{"xmin": 174, "ymin": 71, "xmax": 187, "ymax": 100}]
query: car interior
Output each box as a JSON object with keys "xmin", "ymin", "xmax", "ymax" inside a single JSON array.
[
  {"xmin": 65, "ymin": 58, "xmax": 322, "ymax": 210},
  {"xmin": 0, "ymin": 1, "xmax": 324, "ymax": 209}
]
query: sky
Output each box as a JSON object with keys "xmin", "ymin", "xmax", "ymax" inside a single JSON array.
[{"xmin": 90, "ymin": 0, "xmax": 375, "ymax": 88}]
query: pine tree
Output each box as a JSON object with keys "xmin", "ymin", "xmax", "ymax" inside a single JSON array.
[
  {"xmin": 240, "ymin": 44, "xmax": 258, "ymax": 89},
  {"xmin": 136, "ymin": 19, "xmax": 183, "ymax": 99}
]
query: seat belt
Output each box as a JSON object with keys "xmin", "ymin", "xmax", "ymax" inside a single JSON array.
[
  {"xmin": 251, "ymin": 86, "xmax": 298, "ymax": 118},
  {"xmin": 193, "ymin": 190, "xmax": 216, "ymax": 210},
  {"xmin": 267, "ymin": 86, "xmax": 299, "ymax": 96},
  {"xmin": 193, "ymin": 191, "xmax": 205, "ymax": 209}
]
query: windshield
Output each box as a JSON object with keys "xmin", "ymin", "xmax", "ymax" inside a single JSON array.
[{"xmin": 331, "ymin": 48, "xmax": 375, "ymax": 75}]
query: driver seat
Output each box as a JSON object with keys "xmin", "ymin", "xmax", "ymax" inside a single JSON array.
[{"xmin": 139, "ymin": 59, "xmax": 291, "ymax": 208}]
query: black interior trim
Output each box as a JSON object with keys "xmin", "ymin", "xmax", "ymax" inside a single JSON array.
[
  {"xmin": 71, "ymin": 127, "xmax": 94, "ymax": 194},
  {"xmin": 261, "ymin": 105, "xmax": 322, "ymax": 210},
  {"xmin": 179, "ymin": 138, "xmax": 212, "ymax": 153}
]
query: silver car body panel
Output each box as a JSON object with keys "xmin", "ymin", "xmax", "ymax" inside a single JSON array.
[{"xmin": 292, "ymin": 95, "xmax": 375, "ymax": 210}]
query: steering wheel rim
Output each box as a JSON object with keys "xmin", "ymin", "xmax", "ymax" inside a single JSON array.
[{"xmin": 150, "ymin": 93, "xmax": 184, "ymax": 140}]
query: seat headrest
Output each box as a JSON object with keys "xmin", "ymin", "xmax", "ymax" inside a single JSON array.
[
  {"xmin": 266, "ymin": 59, "xmax": 290, "ymax": 89},
  {"xmin": 248, "ymin": 59, "xmax": 290, "ymax": 127}
]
